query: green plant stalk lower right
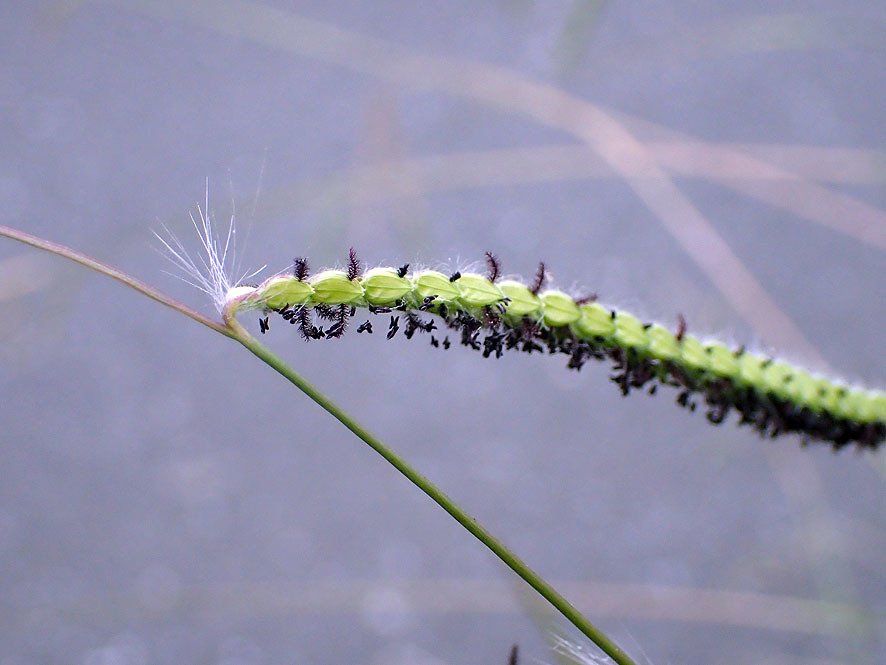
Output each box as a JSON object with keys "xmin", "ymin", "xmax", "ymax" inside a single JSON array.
[{"xmin": 225, "ymin": 314, "xmax": 639, "ymax": 665}]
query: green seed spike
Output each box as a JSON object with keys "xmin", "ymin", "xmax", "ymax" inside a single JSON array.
[
  {"xmin": 456, "ymin": 273, "xmax": 505, "ymax": 308},
  {"xmin": 738, "ymin": 352, "xmax": 767, "ymax": 387},
  {"xmin": 706, "ymin": 343, "xmax": 740, "ymax": 378},
  {"xmin": 574, "ymin": 303, "xmax": 616, "ymax": 338},
  {"xmin": 310, "ymin": 270, "xmax": 364, "ymax": 305},
  {"xmin": 613, "ymin": 312, "xmax": 648, "ymax": 351},
  {"xmin": 499, "ymin": 280, "xmax": 542, "ymax": 318},
  {"xmin": 254, "ymin": 276, "xmax": 314, "ymax": 310},
  {"xmin": 645, "ymin": 324, "xmax": 680, "ymax": 361},
  {"xmin": 361, "ymin": 267, "xmax": 413, "ymax": 305},
  {"xmin": 679, "ymin": 335, "xmax": 710, "ymax": 372},
  {"xmin": 413, "ymin": 270, "xmax": 462, "ymax": 303},
  {"xmin": 540, "ymin": 290, "xmax": 581, "ymax": 327},
  {"xmin": 224, "ymin": 256, "xmax": 885, "ymax": 451}
]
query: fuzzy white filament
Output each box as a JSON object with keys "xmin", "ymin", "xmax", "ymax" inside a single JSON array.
[
  {"xmin": 549, "ymin": 634, "xmax": 615, "ymax": 665},
  {"xmin": 154, "ymin": 186, "xmax": 263, "ymax": 313}
]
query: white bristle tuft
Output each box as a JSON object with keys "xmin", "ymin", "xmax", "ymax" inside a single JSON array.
[
  {"xmin": 549, "ymin": 634, "xmax": 615, "ymax": 664},
  {"xmin": 153, "ymin": 183, "xmax": 264, "ymax": 313}
]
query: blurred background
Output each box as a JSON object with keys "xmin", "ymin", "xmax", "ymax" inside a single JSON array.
[{"xmin": 1, "ymin": 2, "xmax": 884, "ymax": 664}]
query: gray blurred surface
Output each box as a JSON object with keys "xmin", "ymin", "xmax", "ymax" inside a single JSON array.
[{"xmin": 1, "ymin": 2, "xmax": 885, "ymax": 664}]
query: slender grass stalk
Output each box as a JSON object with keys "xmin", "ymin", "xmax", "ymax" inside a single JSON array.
[
  {"xmin": 0, "ymin": 224, "xmax": 232, "ymax": 338},
  {"xmin": 224, "ymin": 317, "xmax": 634, "ymax": 665},
  {"xmin": 0, "ymin": 222, "xmax": 638, "ymax": 665}
]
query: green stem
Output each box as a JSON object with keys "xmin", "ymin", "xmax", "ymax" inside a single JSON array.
[
  {"xmin": 225, "ymin": 313, "xmax": 637, "ymax": 665},
  {"xmin": 1, "ymin": 223, "xmax": 637, "ymax": 665}
]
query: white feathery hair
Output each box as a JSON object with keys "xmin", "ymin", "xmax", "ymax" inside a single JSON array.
[
  {"xmin": 153, "ymin": 183, "xmax": 263, "ymax": 313},
  {"xmin": 548, "ymin": 634, "xmax": 614, "ymax": 665}
]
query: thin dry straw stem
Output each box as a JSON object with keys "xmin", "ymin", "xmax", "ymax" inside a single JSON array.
[
  {"xmin": 0, "ymin": 224, "xmax": 233, "ymax": 337},
  {"xmin": 0, "ymin": 223, "xmax": 639, "ymax": 665}
]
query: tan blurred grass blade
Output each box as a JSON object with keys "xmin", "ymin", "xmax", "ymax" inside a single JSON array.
[
  {"xmin": 246, "ymin": 139, "xmax": 885, "ymax": 242},
  {"xmin": 658, "ymin": 142, "xmax": 886, "ymax": 185},
  {"xmin": 615, "ymin": 113, "xmax": 886, "ymax": 250},
  {"xmin": 26, "ymin": 578, "xmax": 876, "ymax": 639},
  {"xmin": 0, "ymin": 253, "xmax": 54, "ymax": 302}
]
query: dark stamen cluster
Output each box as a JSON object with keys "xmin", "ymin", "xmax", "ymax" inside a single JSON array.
[
  {"xmin": 387, "ymin": 315, "xmax": 400, "ymax": 340},
  {"xmin": 347, "ymin": 247, "xmax": 362, "ymax": 281},
  {"xmin": 485, "ymin": 251, "xmax": 500, "ymax": 282},
  {"xmin": 676, "ymin": 313, "xmax": 687, "ymax": 342},
  {"xmin": 403, "ymin": 311, "xmax": 436, "ymax": 339},
  {"xmin": 529, "ymin": 261, "xmax": 546, "ymax": 295},
  {"xmin": 293, "ymin": 257, "xmax": 309, "ymax": 281},
  {"xmin": 325, "ymin": 304, "xmax": 351, "ymax": 338}
]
